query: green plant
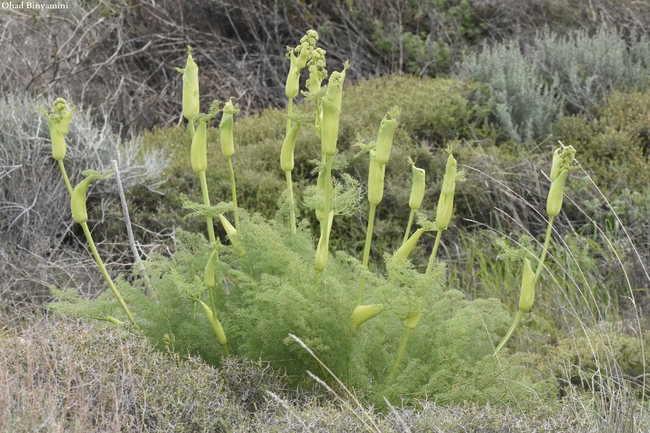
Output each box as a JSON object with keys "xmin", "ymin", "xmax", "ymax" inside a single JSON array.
[{"xmin": 47, "ymin": 30, "xmax": 583, "ymax": 407}]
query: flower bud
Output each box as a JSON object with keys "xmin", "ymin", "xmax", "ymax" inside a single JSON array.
[
  {"xmin": 395, "ymin": 227, "xmax": 425, "ymax": 260},
  {"xmin": 198, "ymin": 300, "xmax": 228, "ymax": 346},
  {"xmin": 375, "ymin": 114, "xmax": 397, "ymax": 165},
  {"xmin": 405, "ymin": 311, "xmax": 421, "ymax": 330},
  {"xmin": 191, "ymin": 120, "xmax": 207, "ymax": 173},
  {"xmin": 518, "ymin": 258, "xmax": 535, "ymax": 312},
  {"xmin": 367, "ymin": 150, "xmax": 385, "ymax": 206},
  {"xmin": 352, "ymin": 304, "xmax": 384, "ymax": 329},
  {"xmin": 409, "ymin": 164, "xmax": 426, "ymax": 211},
  {"xmin": 177, "ymin": 47, "xmax": 199, "ymax": 121},
  {"xmin": 219, "ymin": 214, "xmax": 237, "ymax": 237},
  {"xmin": 220, "ymin": 98, "xmax": 238, "ymax": 158}
]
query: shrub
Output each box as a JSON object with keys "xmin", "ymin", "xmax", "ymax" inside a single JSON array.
[{"xmin": 456, "ymin": 26, "xmax": 650, "ymax": 144}]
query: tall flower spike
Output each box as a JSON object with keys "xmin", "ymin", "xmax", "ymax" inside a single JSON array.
[
  {"xmin": 176, "ymin": 46, "xmax": 200, "ymax": 121},
  {"xmin": 321, "ymin": 62, "xmax": 349, "ymax": 156},
  {"xmin": 285, "ymin": 30, "xmax": 319, "ymax": 99},
  {"xmin": 306, "ymin": 47, "xmax": 327, "ymax": 95},
  {"xmin": 44, "ymin": 98, "xmax": 74, "ymax": 161},
  {"xmin": 546, "ymin": 144, "xmax": 576, "ymax": 218}
]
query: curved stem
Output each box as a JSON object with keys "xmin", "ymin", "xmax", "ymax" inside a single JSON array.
[
  {"xmin": 57, "ymin": 160, "xmax": 73, "ymax": 197},
  {"xmin": 189, "ymin": 119, "xmax": 196, "ymax": 140},
  {"xmin": 199, "ymin": 171, "xmax": 216, "ymax": 244},
  {"xmin": 286, "ymin": 98, "xmax": 294, "ymax": 135},
  {"xmin": 534, "ymin": 216, "xmax": 554, "ymax": 284},
  {"xmin": 285, "ymin": 171, "xmax": 296, "ymax": 233},
  {"xmin": 494, "ymin": 309, "xmax": 525, "ymax": 355},
  {"xmin": 402, "ymin": 209, "xmax": 415, "ymax": 246},
  {"xmin": 227, "ymin": 157, "xmax": 240, "ymax": 232},
  {"xmin": 356, "ymin": 203, "xmax": 377, "ymax": 306},
  {"xmin": 81, "ymin": 222, "xmax": 138, "ymax": 329}
]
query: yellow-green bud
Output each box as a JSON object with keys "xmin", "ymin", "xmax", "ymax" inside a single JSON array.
[
  {"xmin": 191, "ymin": 120, "xmax": 207, "ymax": 173},
  {"xmin": 70, "ymin": 177, "xmax": 94, "ymax": 224},
  {"xmin": 518, "ymin": 258, "xmax": 535, "ymax": 312},
  {"xmin": 281, "ymin": 122, "xmax": 301, "ymax": 172},
  {"xmin": 409, "ymin": 164, "xmax": 426, "ymax": 211},
  {"xmin": 405, "ymin": 311, "xmax": 421, "ymax": 330},
  {"xmin": 204, "ymin": 248, "xmax": 219, "ymax": 289},
  {"xmin": 546, "ymin": 170, "xmax": 568, "ymax": 217},
  {"xmin": 219, "ymin": 214, "xmax": 237, "ymax": 236},
  {"xmin": 198, "ymin": 300, "xmax": 228, "ymax": 346},
  {"xmin": 306, "ymin": 48, "xmax": 327, "ymax": 95},
  {"xmin": 220, "ymin": 98, "xmax": 238, "ymax": 158},
  {"xmin": 351, "ymin": 304, "xmax": 384, "ymax": 329},
  {"xmin": 177, "ymin": 47, "xmax": 199, "ymax": 121},
  {"xmin": 375, "ymin": 115, "xmax": 397, "ymax": 165},
  {"xmin": 321, "ymin": 67, "xmax": 347, "ymax": 156},
  {"xmin": 395, "ymin": 227, "xmax": 425, "ymax": 260},
  {"xmin": 367, "ymin": 150, "xmax": 385, "ymax": 205}
]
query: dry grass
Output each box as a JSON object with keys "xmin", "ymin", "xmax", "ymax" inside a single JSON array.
[{"xmin": 2, "ymin": 311, "xmax": 642, "ymax": 432}]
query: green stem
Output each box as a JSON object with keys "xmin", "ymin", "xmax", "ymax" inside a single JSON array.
[
  {"xmin": 388, "ymin": 328, "xmax": 413, "ymax": 383},
  {"xmin": 227, "ymin": 156, "xmax": 240, "ymax": 232},
  {"xmin": 402, "ymin": 209, "xmax": 415, "ymax": 246},
  {"xmin": 534, "ymin": 216, "xmax": 554, "ymax": 284},
  {"xmin": 286, "ymin": 98, "xmax": 294, "ymax": 135},
  {"xmin": 426, "ymin": 230, "xmax": 443, "ymax": 274},
  {"xmin": 323, "ymin": 155, "xmax": 333, "ymax": 222},
  {"xmin": 189, "ymin": 119, "xmax": 196, "ymax": 140},
  {"xmin": 81, "ymin": 222, "xmax": 138, "ymax": 329},
  {"xmin": 494, "ymin": 217, "xmax": 554, "ymax": 355},
  {"xmin": 57, "ymin": 160, "xmax": 73, "ymax": 197},
  {"xmin": 285, "ymin": 171, "xmax": 296, "ymax": 233},
  {"xmin": 494, "ymin": 309, "xmax": 525, "ymax": 354},
  {"xmin": 356, "ymin": 203, "xmax": 377, "ymax": 306},
  {"xmin": 199, "ymin": 171, "xmax": 216, "ymax": 244}
]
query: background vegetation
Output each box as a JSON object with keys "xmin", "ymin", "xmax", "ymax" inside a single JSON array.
[{"xmin": 2, "ymin": 0, "xmax": 650, "ymax": 430}]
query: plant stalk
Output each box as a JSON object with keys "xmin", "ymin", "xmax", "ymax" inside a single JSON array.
[
  {"xmin": 426, "ymin": 230, "xmax": 443, "ymax": 274},
  {"xmin": 81, "ymin": 222, "xmax": 138, "ymax": 329},
  {"xmin": 356, "ymin": 203, "xmax": 377, "ymax": 306},
  {"xmin": 199, "ymin": 171, "xmax": 216, "ymax": 244},
  {"xmin": 285, "ymin": 171, "xmax": 297, "ymax": 233},
  {"xmin": 227, "ymin": 156, "xmax": 240, "ymax": 232},
  {"xmin": 57, "ymin": 160, "xmax": 73, "ymax": 197},
  {"xmin": 402, "ymin": 209, "xmax": 415, "ymax": 246}
]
